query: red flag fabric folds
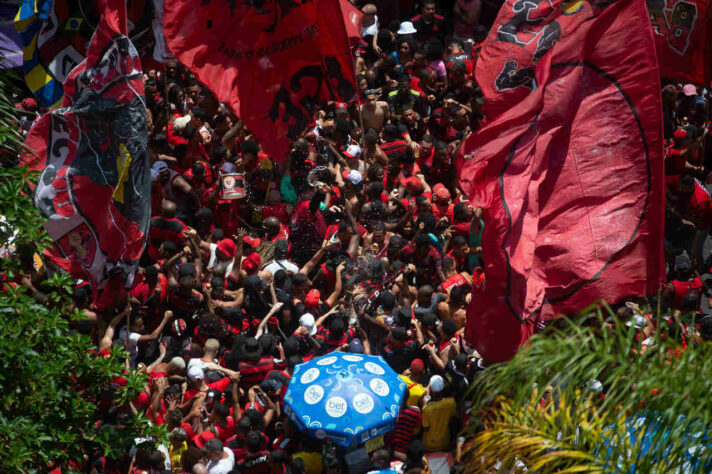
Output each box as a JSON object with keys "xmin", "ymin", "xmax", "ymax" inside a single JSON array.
[
  {"xmin": 23, "ymin": 0, "xmax": 150, "ymax": 307},
  {"xmin": 164, "ymin": 0, "xmax": 357, "ymax": 161},
  {"xmin": 459, "ymin": 0, "xmax": 665, "ymax": 362},
  {"xmin": 341, "ymin": 0, "xmax": 364, "ymax": 47},
  {"xmin": 647, "ymin": 0, "xmax": 712, "ymax": 84}
]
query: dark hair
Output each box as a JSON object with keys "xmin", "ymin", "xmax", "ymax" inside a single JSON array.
[
  {"xmin": 366, "ymin": 181, "xmax": 384, "ymax": 200},
  {"xmin": 191, "ymin": 107, "xmax": 207, "ymax": 121},
  {"xmin": 384, "ymin": 123, "xmax": 399, "ymax": 140},
  {"xmin": 367, "ymin": 164, "xmax": 384, "ymax": 181},
  {"xmin": 426, "ymin": 39, "xmax": 444, "ymax": 61},
  {"xmin": 181, "ymin": 447, "xmax": 204, "ymax": 472},
  {"xmin": 238, "ymin": 416, "xmax": 252, "ymax": 431},
  {"xmin": 442, "ymin": 318, "xmax": 457, "ymax": 336},
  {"xmin": 292, "ymin": 273, "xmax": 309, "ymax": 288},
  {"xmin": 174, "ymin": 143, "xmax": 188, "ymax": 160},
  {"xmin": 434, "ymin": 139, "xmax": 449, "ymax": 151},
  {"xmin": 213, "ymin": 113, "xmax": 228, "ymax": 127},
  {"xmin": 416, "ymin": 213, "xmax": 437, "ymax": 233},
  {"xmin": 452, "ymin": 235, "xmax": 467, "ymax": 247},
  {"xmin": 454, "ymin": 202, "xmax": 469, "ymax": 219},
  {"xmin": 150, "ymin": 134, "xmax": 169, "ymax": 152},
  {"xmin": 162, "ymin": 240, "xmax": 178, "ymax": 255},
  {"xmin": 212, "ymin": 144, "xmax": 228, "ymax": 160},
  {"xmin": 214, "ymin": 403, "xmax": 230, "ymax": 418},
  {"xmin": 450, "ymin": 283, "xmax": 472, "ymax": 303},
  {"xmin": 183, "ymin": 125, "xmax": 197, "ymax": 141},
  {"xmin": 191, "ymin": 161, "xmax": 206, "ymax": 177},
  {"xmin": 242, "ymin": 140, "xmax": 260, "ymax": 156},
  {"xmin": 415, "ymin": 233, "xmax": 432, "ymax": 248},
  {"xmin": 198, "ymin": 313, "xmax": 225, "ymax": 340}
]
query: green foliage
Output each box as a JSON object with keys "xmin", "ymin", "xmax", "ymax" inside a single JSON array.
[
  {"xmin": 465, "ymin": 307, "xmax": 712, "ymax": 473},
  {"xmin": 0, "ymin": 80, "xmax": 164, "ymax": 471}
]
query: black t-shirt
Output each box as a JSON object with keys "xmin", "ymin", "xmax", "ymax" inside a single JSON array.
[
  {"xmin": 237, "ymin": 450, "xmax": 271, "ymax": 474},
  {"xmin": 383, "ymin": 341, "xmax": 423, "ymax": 374},
  {"xmin": 396, "ymin": 120, "xmax": 425, "ymax": 143},
  {"xmin": 411, "ymin": 13, "xmax": 447, "ymax": 43}
]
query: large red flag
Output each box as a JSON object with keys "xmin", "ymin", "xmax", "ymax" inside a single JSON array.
[
  {"xmin": 22, "ymin": 0, "xmax": 150, "ymax": 309},
  {"xmin": 341, "ymin": 0, "xmax": 364, "ymax": 47},
  {"xmin": 163, "ymin": 0, "xmax": 357, "ymax": 161},
  {"xmin": 647, "ymin": 0, "xmax": 712, "ymax": 84},
  {"xmin": 459, "ymin": 0, "xmax": 665, "ymax": 362}
]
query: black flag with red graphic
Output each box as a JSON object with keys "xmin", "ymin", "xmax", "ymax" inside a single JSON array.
[{"xmin": 22, "ymin": 0, "xmax": 150, "ymax": 310}]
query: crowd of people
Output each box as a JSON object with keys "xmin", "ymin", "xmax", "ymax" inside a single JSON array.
[{"xmin": 7, "ymin": 0, "xmax": 712, "ymax": 472}]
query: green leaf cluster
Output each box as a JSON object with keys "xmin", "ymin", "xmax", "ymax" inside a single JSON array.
[
  {"xmin": 0, "ymin": 72, "xmax": 163, "ymax": 471},
  {"xmin": 465, "ymin": 307, "xmax": 712, "ymax": 473}
]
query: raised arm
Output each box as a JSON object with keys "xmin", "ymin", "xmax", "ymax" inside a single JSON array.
[{"xmin": 138, "ymin": 310, "xmax": 174, "ymax": 342}]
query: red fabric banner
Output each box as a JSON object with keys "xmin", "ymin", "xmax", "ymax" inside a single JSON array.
[
  {"xmin": 341, "ymin": 0, "xmax": 364, "ymax": 46},
  {"xmin": 23, "ymin": 0, "xmax": 150, "ymax": 309},
  {"xmin": 647, "ymin": 0, "xmax": 712, "ymax": 84},
  {"xmin": 459, "ymin": 0, "xmax": 665, "ymax": 362},
  {"xmin": 163, "ymin": 0, "xmax": 357, "ymax": 161}
]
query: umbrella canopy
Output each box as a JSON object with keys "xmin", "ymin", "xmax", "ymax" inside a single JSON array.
[{"xmin": 283, "ymin": 352, "xmax": 406, "ymax": 447}]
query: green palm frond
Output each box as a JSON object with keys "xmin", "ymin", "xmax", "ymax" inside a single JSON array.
[{"xmin": 465, "ymin": 306, "xmax": 712, "ymax": 473}]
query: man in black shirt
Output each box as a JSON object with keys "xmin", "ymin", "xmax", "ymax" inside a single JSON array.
[
  {"xmin": 383, "ymin": 327, "xmax": 425, "ymax": 374},
  {"xmin": 411, "ymin": 0, "xmax": 447, "ymax": 44}
]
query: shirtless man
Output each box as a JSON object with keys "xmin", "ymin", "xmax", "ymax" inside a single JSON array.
[
  {"xmin": 437, "ymin": 284, "xmax": 470, "ymax": 330},
  {"xmin": 363, "ymin": 128, "xmax": 388, "ymax": 166},
  {"xmin": 360, "ymin": 89, "xmax": 390, "ymax": 134},
  {"xmin": 362, "ymin": 221, "xmax": 393, "ymax": 256}
]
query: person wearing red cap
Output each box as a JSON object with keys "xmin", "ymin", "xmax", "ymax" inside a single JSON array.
[
  {"xmin": 241, "ymin": 252, "xmax": 262, "ymax": 276},
  {"xmin": 666, "ymin": 128, "xmax": 701, "ymax": 176},
  {"xmin": 432, "ymin": 183, "xmax": 454, "ymax": 222}
]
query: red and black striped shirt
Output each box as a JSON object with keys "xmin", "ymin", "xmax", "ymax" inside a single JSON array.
[
  {"xmin": 238, "ymin": 356, "xmax": 275, "ymax": 389},
  {"xmin": 390, "ymin": 406, "xmax": 422, "ymax": 453}
]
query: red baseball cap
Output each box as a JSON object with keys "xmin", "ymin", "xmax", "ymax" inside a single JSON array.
[
  {"xmin": 133, "ymin": 391, "xmax": 150, "ymax": 408},
  {"xmin": 410, "ymin": 358, "xmax": 425, "ymax": 373},
  {"xmin": 193, "ymin": 430, "xmax": 216, "ymax": 449},
  {"xmin": 242, "ymin": 252, "xmax": 262, "ymax": 274},
  {"xmin": 335, "ymin": 102, "xmax": 347, "ymax": 111},
  {"xmin": 433, "ymin": 183, "xmax": 451, "ymax": 203},
  {"xmin": 405, "ymin": 177, "xmax": 423, "ymax": 195},
  {"xmin": 244, "ymin": 236, "xmax": 261, "ymax": 248},
  {"xmin": 305, "ymin": 289, "xmax": 321, "ymax": 307},
  {"xmin": 216, "ymin": 239, "xmax": 237, "ymax": 260},
  {"xmin": 673, "ymin": 129, "xmax": 688, "ymax": 142}
]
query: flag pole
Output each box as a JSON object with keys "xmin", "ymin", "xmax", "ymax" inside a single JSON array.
[
  {"xmin": 353, "ymin": 59, "xmax": 365, "ymax": 149},
  {"xmin": 162, "ymin": 63, "xmax": 172, "ymax": 133}
]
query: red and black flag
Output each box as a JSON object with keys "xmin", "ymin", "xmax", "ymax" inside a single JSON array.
[
  {"xmin": 647, "ymin": 0, "xmax": 712, "ymax": 84},
  {"xmin": 459, "ymin": 0, "xmax": 665, "ymax": 362},
  {"xmin": 23, "ymin": 0, "xmax": 150, "ymax": 309},
  {"xmin": 163, "ymin": 0, "xmax": 358, "ymax": 161}
]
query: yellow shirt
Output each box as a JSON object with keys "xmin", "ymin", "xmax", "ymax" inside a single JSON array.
[
  {"xmin": 399, "ymin": 375, "xmax": 427, "ymax": 406},
  {"xmin": 169, "ymin": 441, "xmax": 187, "ymax": 472},
  {"xmin": 421, "ymin": 397, "xmax": 457, "ymax": 452},
  {"xmin": 292, "ymin": 451, "xmax": 323, "ymax": 474}
]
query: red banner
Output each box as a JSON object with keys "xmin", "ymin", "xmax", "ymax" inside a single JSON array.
[
  {"xmin": 647, "ymin": 0, "xmax": 712, "ymax": 84},
  {"xmin": 164, "ymin": 0, "xmax": 357, "ymax": 161},
  {"xmin": 23, "ymin": 0, "xmax": 150, "ymax": 309},
  {"xmin": 340, "ymin": 0, "xmax": 364, "ymax": 47},
  {"xmin": 460, "ymin": 0, "xmax": 665, "ymax": 362}
]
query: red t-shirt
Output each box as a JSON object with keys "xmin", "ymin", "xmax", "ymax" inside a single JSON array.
[
  {"xmin": 184, "ymin": 377, "xmax": 231, "ymax": 403},
  {"xmin": 214, "ymin": 416, "xmax": 236, "ymax": 443}
]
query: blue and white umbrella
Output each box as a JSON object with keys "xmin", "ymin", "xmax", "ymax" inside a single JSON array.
[{"xmin": 283, "ymin": 352, "xmax": 406, "ymax": 447}]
